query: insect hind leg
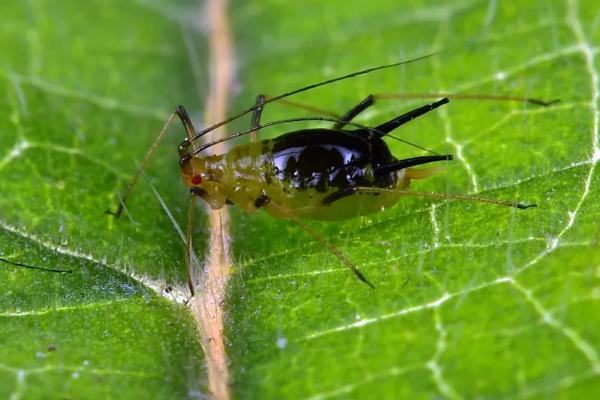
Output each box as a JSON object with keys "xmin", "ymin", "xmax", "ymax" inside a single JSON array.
[
  {"xmin": 185, "ymin": 193, "xmax": 196, "ymax": 296},
  {"xmin": 323, "ymin": 186, "xmax": 536, "ymax": 209}
]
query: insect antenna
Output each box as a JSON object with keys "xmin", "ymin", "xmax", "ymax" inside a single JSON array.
[
  {"xmin": 187, "ymin": 53, "xmax": 437, "ymax": 144},
  {"xmin": 0, "ymin": 256, "xmax": 72, "ymax": 273},
  {"xmin": 191, "ymin": 116, "xmax": 439, "ymax": 156},
  {"xmin": 137, "ymin": 160, "xmax": 202, "ymax": 292}
]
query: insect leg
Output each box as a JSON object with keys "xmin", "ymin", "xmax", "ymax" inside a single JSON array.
[
  {"xmin": 323, "ymin": 187, "xmax": 535, "ymax": 209},
  {"xmin": 250, "ymin": 95, "xmax": 266, "ymax": 143},
  {"xmin": 251, "ymin": 95, "xmax": 266, "ymax": 129},
  {"xmin": 185, "ymin": 193, "xmax": 196, "ymax": 296},
  {"xmin": 374, "ymin": 98, "xmax": 449, "ymax": 136},
  {"xmin": 255, "ymin": 195, "xmax": 375, "ymax": 288},
  {"xmin": 109, "ymin": 106, "xmax": 197, "ymax": 218}
]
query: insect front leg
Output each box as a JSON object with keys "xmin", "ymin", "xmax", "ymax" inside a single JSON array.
[
  {"xmin": 109, "ymin": 111, "xmax": 178, "ymax": 217},
  {"xmin": 185, "ymin": 193, "xmax": 197, "ymax": 296},
  {"xmin": 110, "ymin": 105, "xmax": 198, "ymax": 218}
]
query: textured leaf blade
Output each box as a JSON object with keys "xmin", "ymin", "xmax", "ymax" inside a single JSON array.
[
  {"xmin": 0, "ymin": 1, "xmax": 205, "ymax": 398},
  {"xmin": 226, "ymin": 0, "xmax": 600, "ymax": 398}
]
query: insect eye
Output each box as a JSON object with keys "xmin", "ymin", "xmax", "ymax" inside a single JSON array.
[{"xmin": 191, "ymin": 175, "xmax": 202, "ymax": 185}]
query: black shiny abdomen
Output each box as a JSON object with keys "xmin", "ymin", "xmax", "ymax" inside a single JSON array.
[{"xmin": 270, "ymin": 128, "xmax": 397, "ymax": 191}]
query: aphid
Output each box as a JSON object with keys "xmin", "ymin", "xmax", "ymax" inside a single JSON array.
[{"xmin": 110, "ymin": 55, "xmax": 556, "ymax": 293}]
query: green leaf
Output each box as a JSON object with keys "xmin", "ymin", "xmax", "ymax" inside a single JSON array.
[
  {"xmin": 226, "ymin": 0, "xmax": 600, "ymax": 398},
  {"xmin": 0, "ymin": 1, "xmax": 204, "ymax": 398},
  {"xmin": 2, "ymin": 0, "xmax": 600, "ymax": 399}
]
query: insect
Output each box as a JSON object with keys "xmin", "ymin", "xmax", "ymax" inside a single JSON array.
[{"xmin": 110, "ymin": 55, "xmax": 556, "ymax": 293}]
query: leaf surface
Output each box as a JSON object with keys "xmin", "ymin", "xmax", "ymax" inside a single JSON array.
[
  {"xmin": 0, "ymin": 1, "xmax": 205, "ymax": 398},
  {"xmin": 1, "ymin": 0, "xmax": 599, "ymax": 399},
  {"xmin": 226, "ymin": 0, "xmax": 600, "ymax": 398}
]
